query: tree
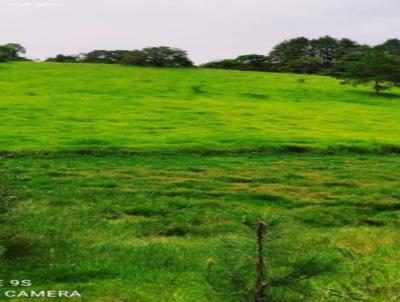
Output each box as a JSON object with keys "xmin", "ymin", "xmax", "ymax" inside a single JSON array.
[
  {"xmin": 122, "ymin": 47, "xmax": 193, "ymax": 67},
  {"xmin": 287, "ymin": 56, "xmax": 323, "ymax": 74},
  {"xmin": 0, "ymin": 43, "xmax": 26, "ymax": 62},
  {"xmin": 236, "ymin": 54, "xmax": 271, "ymax": 71},
  {"xmin": 206, "ymin": 219, "xmax": 340, "ymax": 302},
  {"xmin": 326, "ymin": 38, "xmax": 366, "ymax": 75},
  {"xmin": 269, "ymin": 37, "xmax": 311, "ymax": 72},
  {"xmin": 376, "ymin": 39, "xmax": 400, "ymax": 58},
  {"xmin": 337, "ymin": 49, "xmax": 400, "ymax": 95},
  {"xmin": 141, "ymin": 47, "xmax": 193, "ymax": 67},
  {"xmin": 337, "ymin": 38, "xmax": 362, "ymax": 58},
  {"xmin": 83, "ymin": 50, "xmax": 131, "ymax": 64},
  {"xmin": 310, "ymin": 36, "xmax": 339, "ymax": 70},
  {"xmin": 120, "ymin": 50, "xmax": 150, "ymax": 66}
]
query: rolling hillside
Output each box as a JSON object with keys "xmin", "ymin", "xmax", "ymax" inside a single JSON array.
[{"xmin": 0, "ymin": 62, "xmax": 399, "ymax": 154}]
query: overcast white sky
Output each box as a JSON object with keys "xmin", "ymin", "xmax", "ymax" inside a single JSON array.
[{"xmin": 0, "ymin": 0, "xmax": 399, "ymax": 63}]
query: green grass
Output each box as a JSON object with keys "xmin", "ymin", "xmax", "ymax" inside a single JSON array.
[
  {"xmin": 0, "ymin": 62, "xmax": 399, "ymax": 154},
  {"xmin": 0, "ymin": 62, "xmax": 399, "ymax": 301}
]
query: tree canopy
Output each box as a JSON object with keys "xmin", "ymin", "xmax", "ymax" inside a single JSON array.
[
  {"xmin": 0, "ymin": 43, "xmax": 26, "ymax": 62},
  {"xmin": 376, "ymin": 39, "xmax": 400, "ymax": 58},
  {"xmin": 202, "ymin": 36, "xmax": 374, "ymax": 75},
  {"xmin": 122, "ymin": 47, "xmax": 193, "ymax": 67},
  {"xmin": 269, "ymin": 37, "xmax": 311, "ymax": 71},
  {"xmin": 336, "ymin": 48, "xmax": 400, "ymax": 95},
  {"xmin": 83, "ymin": 50, "xmax": 131, "ymax": 64}
]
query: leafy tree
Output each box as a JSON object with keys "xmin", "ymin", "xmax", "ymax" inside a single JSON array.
[
  {"xmin": 310, "ymin": 36, "xmax": 340, "ymax": 71},
  {"xmin": 376, "ymin": 39, "xmax": 400, "ymax": 57},
  {"xmin": 83, "ymin": 50, "xmax": 131, "ymax": 64},
  {"xmin": 326, "ymin": 38, "xmax": 366, "ymax": 75},
  {"xmin": 122, "ymin": 47, "xmax": 193, "ymax": 67},
  {"xmin": 0, "ymin": 43, "xmax": 26, "ymax": 62},
  {"xmin": 269, "ymin": 37, "xmax": 311, "ymax": 72},
  {"xmin": 120, "ymin": 50, "xmax": 151, "ymax": 66},
  {"xmin": 0, "ymin": 50, "xmax": 8, "ymax": 62},
  {"xmin": 337, "ymin": 38, "xmax": 362, "ymax": 57},
  {"xmin": 337, "ymin": 49, "xmax": 400, "ymax": 95},
  {"xmin": 143, "ymin": 47, "xmax": 193, "ymax": 67},
  {"xmin": 287, "ymin": 56, "xmax": 323, "ymax": 74},
  {"xmin": 268, "ymin": 36, "xmax": 363, "ymax": 75},
  {"xmin": 236, "ymin": 54, "xmax": 271, "ymax": 71}
]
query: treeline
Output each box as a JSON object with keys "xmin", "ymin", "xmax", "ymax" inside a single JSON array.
[
  {"xmin": 43, "ymin": 36, "xmax": 400, "ymax": 76},
  {"xmin": 203, "ymin": 36, "xmax": 400, "ymax": 75},
  {"xmin": 2, "ymin": 38, "xmax": 400, "ymax": 94},
  {"xmin": 3, "ymin": 36, "xmax": 400, "ymax": 74},
  {"xmin": 46, "ymin": 46, "xmax": 194, "ymax": 67}
]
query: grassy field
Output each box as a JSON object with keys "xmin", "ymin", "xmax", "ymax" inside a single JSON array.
[
  {"xmin": 0, "ymin": 62, "xmax": 399, "ymax": 154},
  {"xmin": 0, "ymin": 62, "xmax": 399, "ymax": 301}
]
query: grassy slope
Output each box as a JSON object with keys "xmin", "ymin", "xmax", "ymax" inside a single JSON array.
[
  {"xmin": 0, "ymin": 62, "xmax": 399, "ymax": 153},
  {"xmin": 0, "ymin": 62, "xmax": 399, "ymax": 301}
]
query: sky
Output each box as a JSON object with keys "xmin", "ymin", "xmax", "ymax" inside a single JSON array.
[{"xmin": 0, "ymin": 0, "xmax": 399, "ymax": 63}]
